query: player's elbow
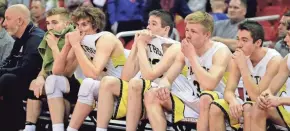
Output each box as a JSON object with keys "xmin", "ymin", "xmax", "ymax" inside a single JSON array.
[
  {"xmin": 201, "ymin": 81, "xmax": 217, "ymax": 91},
  {"xmin": 142, "ymin": 73, "xmax": 158, "ymax": 81},
  {"xmin": 224, "ymin": 91, "xmax": 236, "ymax": 102},
  {"xmin": 84, "ymin": 71, "xmax": 98, "ymax": 80},
  {"xmin": 52, "ymin": 67, "xmax": 64, "ymax": 75},
  {"xmin": 248, "ymin": 93, "xmax": 259, "ymax": 102}
]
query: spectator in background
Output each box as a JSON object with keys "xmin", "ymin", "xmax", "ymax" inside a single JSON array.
[
  {"xmin": 0, "ymin": 0, "xmax": 14, "ymax": 62},
  {"xmin": 274, "ymin": 10, "xmax": 290, "ymax": 57},
  {"xmin": 143, "ymin": 0, "xmax": 192, "ymax": 26},
  {"xmin": 212, "ymin": 0, "xmax": 246, "ymax": 51},
  {"xmin": 187, "ymin": 0, "xmax": 207, "ymax": 12},
  {"xmin": 91, "ymin": 0, "xmax": 106, "ymax": 8},
  {"xmin": 210, "ymin": 0, "xmax": 228, "ymax": 22},
  {"xmin": 8, "ymin": 0, "xmax": 30, "ymax": 7},
  {"xmin": 107, "ymin": 0, "xmax": 145, "ymax": 43},
  {"xmin": 30, "ymin": 0, "xmax": 47, "ymax": 31},
  {"xmin": 245, "ymin": 0, "xmax": 256, "ymax": 18},
  {"xmin": 0, "ymin": 4, "xmax": 44, "ymax": 130}
]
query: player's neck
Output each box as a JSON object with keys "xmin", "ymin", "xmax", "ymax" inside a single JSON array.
[
  {"xmin": 196, "ymin": 40, "xmax": 213, "ymax": 57},
  {"xmin": 249, "ymin": 47, "xmax": 267, "ymax": 67}
]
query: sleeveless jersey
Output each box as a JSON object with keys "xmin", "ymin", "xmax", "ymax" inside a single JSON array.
[
  {"xmin": 244, "ymin": 48, "xmax": 280, "ymax": 101},
  {"xmin": 79, "ymin": 31, "xmax": 128, "ymax": 79},
  {"xmin": 185, "ymin": 41, "xmax": 227, "ymax": 98}
]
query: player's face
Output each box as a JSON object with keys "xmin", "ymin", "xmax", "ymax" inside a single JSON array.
[
  {"xmin": 236, "ymin": 30, "xmax": 257, "ymax": 56},
  {"xmin": 2, "ymin": 9, "xmax": 21, "ymax": 36},
  {"xmin": 46, "ymin": 14, "xmax": 68, "ymax": 32},
  {"xmin": 30, "ymin": 1, "xmax": 45, "ymax": 19},
  {"xmin": 284, "ymin": 30, "xmax": 290, "ymax": 47},
  {"xmin": 75, "ymin": 18, "xmax": 96, "ymax": 35},
  {"xmin": 278, "ymin": 16, "xmax": 290, "ymax": 38},
  {"xmin": 185, "ymin": 23, "xmax": 210, "ymax": 49},
  {"xmin": 147, "ymin": 15, "xmax": 169, "ymax": 37}
]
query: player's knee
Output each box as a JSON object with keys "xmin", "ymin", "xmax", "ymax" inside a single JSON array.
[
  {"xmin": 243, "ymin": 104, "xmax": 252, "ymax": 116},
  {"xmin": 128, "ymin": 78, "xmax": 143, "ymax": 93},
  {"xmin": 144, "ymin": 89, "xmax": 158, "ymax": 106},
  {"xmin": 45, "ymin": 75, "xmax": 67, "ymax": 99},
  {"xmin": 200, "ymin": 95, "xmax": 213, "ymax": 109},
  {"xmin": 99, "ymin": 76, "xmax": 119, "ymax": 92},
  {"xmin": 209, "ymin": 103, "xmax": 223, "ymax": 117},
  {"xmin": 78, "ymin": 78, "xmax": 99, "ymax": 106}
]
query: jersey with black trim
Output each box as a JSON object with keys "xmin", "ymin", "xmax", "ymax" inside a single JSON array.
[
  {"xmin": 80, "ymin": 31, "xmax": 128, "ymax": 78},
  {"xmin": 185, "ymin": 41, "xmax": 227, "ymax": 97},
  {"xmin": 146, "ymin": 37, "xmax": 178, "ymax": 83},
  {"xmin": 243, "ymin": 48, "xmax": 280, "ymax": 101}
]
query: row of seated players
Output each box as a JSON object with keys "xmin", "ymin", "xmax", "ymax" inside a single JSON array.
[{"xmin": 18, "ymin": 4, "xmax": 290, "ymax": 131}]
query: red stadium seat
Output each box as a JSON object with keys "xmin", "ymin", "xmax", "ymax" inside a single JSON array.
[
  {"xmin": 176, "ymin": 20, "xmax": 186, "ymax": 40},
  {"xmin": 258, "ymin": 21, "xmax": 272, "ymax": 27},
  {"xmin": 125, "ymin": 40, "xmax": 134, "ymax": 50},
  {"xmin": 258, "ymin": 21, "xmax": 278, "ymax": 41},
  {"xmin": 257, "ymin": 0, "xmax": 269, "ymax": 13},
  {"xmin": 263, "ymin": 26, "xmax": 276, "ymax": 41},
  {"xmin": 119, "ymin": 38, "xmax": 125, "ymax": 46},
  {"xmin": 258, "ymin": 6, "xmax": 285, "ymax": 16}
]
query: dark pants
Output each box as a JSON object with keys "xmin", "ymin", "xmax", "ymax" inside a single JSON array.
[
  {"xmin": 0, "ymin": 73, "xmax": 32, "ymax": 131},
  {"xmin": 116, "ymin": 20, "xmax": 144, "ymax": 44}
]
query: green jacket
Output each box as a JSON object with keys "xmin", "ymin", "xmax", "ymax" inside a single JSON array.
[{"xmin": 38, "ymin": 25, "xmax": 74, "ymax": 76}]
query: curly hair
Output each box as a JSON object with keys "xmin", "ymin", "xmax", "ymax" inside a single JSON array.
[{"xmin": 71, "ymin": 6, "xmax": 106, "ymax": 32}]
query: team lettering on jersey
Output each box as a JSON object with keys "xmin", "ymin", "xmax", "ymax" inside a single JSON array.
[
  {"xmin": 81, "ymin": 45, "xmax": 96, "ymax": 56},
  {"xmin": 188, "ymin": 66, "xmax": 210, "ymax": 97},
  {"xmin": 147, "ymin": 43, "xmax": 164, "ymax": 79},
  {"xmin": 148, "ymin": 44, "xmax": 163, "ymax": 57},
  {"xmin": 81, "ymin": 45, "xmax": 96, "ymax": 60}
]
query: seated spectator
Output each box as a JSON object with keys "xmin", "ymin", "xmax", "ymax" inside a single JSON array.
[
  {"xmin": 210, "ymin": 0, "xmax": 228, "ymax": 22},
  {"xmin": 245, "ymin": 0, "xmax": 256, "ymax": 18},
  {"xmin": 107, "ymin": 0, "xmax": 145, "ymax": 43},
  {"xmin": 0, "ymin": 4, "xmax": 44, "ymax": 130},
  {"xmin": 212, "ymin": 0, "xmax": 246, "ymax": 51},
  {"xmin": 0, "ymin": 0, "xmax": 14, "ymax": 62},
  {"xmin": 30, "ymin": 0, "xmax": 47, "ymax": 31},
  {"xmin": 187, "ymin": 0, "xmax": 207, "ymax": 12},
  {"xmin": 143, "ymin": 0, "xmax": 192, "ymax": 26},
  {"xmin": 274, "ymin": 10, "xmax": 290, "ymax": 57}
]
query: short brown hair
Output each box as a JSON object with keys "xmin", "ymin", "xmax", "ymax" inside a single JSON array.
[
  {"xmin": 71, "ymin": 6, "xmax": 106, "ymax": 31},
  {"xmin": 149, "ymin": 9, "xmax": 174, "ymax": 36},
  {"xmin": 46, "ymin": 7, "xmax": 70, "ymax": 21},
  {"xmin": 185, "ymin": 11, "xmax": 214, "ymax": 34}
]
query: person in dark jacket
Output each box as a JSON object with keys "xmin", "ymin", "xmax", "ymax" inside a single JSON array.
[
  {"xmin": 143, "ymin": 0, "xmax": 192, "ymax": 26},
  {"xmin": 0, "ymin": 4, "xmax": 44, "ymax": 131}
]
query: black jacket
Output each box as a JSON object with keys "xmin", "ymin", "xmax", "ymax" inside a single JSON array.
[
  {"xmin": 143, "ymin": 0, "xmax": 192, "ymax": 26},
  {"xmin": 0, "ymin": 22, "xmax": 44, "ymax": 79}
]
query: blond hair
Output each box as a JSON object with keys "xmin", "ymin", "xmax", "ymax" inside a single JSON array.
[
  {"xmin": 46, "ymin": 7, "xmax": 70, "ymax": 21},
  {"xmin": 185, "ymin": 11, "xmax": 214, "ymax": 33}
]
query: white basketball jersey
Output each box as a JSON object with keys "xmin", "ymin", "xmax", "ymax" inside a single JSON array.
[
  {"xmin": 146, "ymin": 37, "xmax": 178, "ymax": 83},
  {"xmin": 185, "ymin": 41, "xmax": 227, "ymax": 97},
  {"xmin": 244, "ymin": 48, "xmax": 280, "ymax": 101},
  {"xmin": 284, "ymin": 55, "xmax": 290, "ymax": 97},
  {"xmin": 79, "ymin": 31, "xmax": 128, "ymax": 79}
]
